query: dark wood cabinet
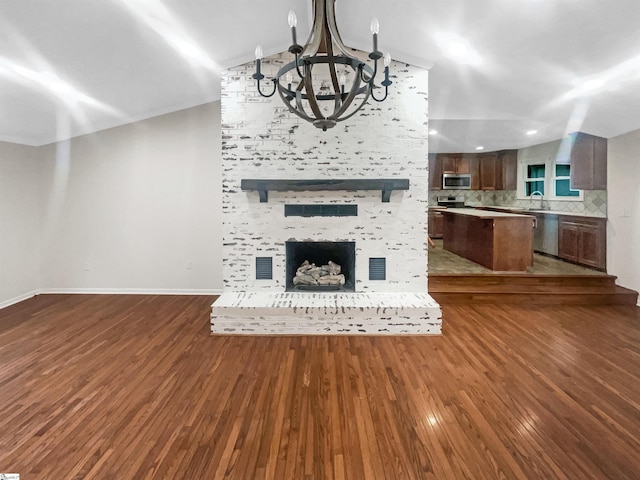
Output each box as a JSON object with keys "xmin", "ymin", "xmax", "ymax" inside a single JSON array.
[
  {"xmin": 479, "ymin": 150, "xmax": 517, "ymax": 191},
  {"xmin": 569, "ymin": 132, "xmax": 607, "ymax": 190},
  {"xmin": 431, "ymin": 153, "xmax": 478, "ymax": 190},
  {"xmin": 431, "ymin": 150, "xmax": 515, "ymax": 191},
  {"xmin": 578, "ymin": 223, "xmax": 604, "ymax": 268},
  {"xmin": 479, "ymin": 152, "xmax": 498, "ymax": 190},
  {"xmin": 558, "ymin": 215, "xmax": 606, "ymax": 269},
  {"xmin": 499, "ymin": 150, "xmax": 518, "ymax": 190},
  {"xmin": 429, "ymin": 153, "xmax": 442, "ymax": 190},
  {"xmin": 464, "ymin": 154, "xmax": 481, "ymax": 190},
  {"xmin": 440, "ymin": 154, "xmax": 470, "ymax": 174},
  {"xmin": 428, "ymin": 209, "xmax": 445, "ymax": 238},
  {"xmin": 442, "ymin": 210, "xmax": 534, "ymax": 271},
  {"xmin": 558, "ymin": 221, "xmax": 580, "ymax": 263}
]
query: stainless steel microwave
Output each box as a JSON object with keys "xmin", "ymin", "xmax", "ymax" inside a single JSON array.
[{"xmin": 443, "ymin": 173, "xmax": 471, "ymax": 189}]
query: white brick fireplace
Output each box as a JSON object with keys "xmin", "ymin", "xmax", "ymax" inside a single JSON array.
[{"xmin": 211, "ymin": 52, "xmax": 442, "ymax": 334}]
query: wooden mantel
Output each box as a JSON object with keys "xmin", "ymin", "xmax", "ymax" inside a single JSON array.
[{"xmin": 240, "ymin": 178, "xmax": 410, "ymax": 203}]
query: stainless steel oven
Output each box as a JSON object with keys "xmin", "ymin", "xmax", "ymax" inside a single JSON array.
[{"xmin": 442, "ymin": 173, "xmax": 471, "ymax": 189}]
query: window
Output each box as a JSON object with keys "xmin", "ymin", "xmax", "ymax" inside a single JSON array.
[
  {"xmin": 554, "ymin": 164, "xmax": 580, "ymax": 197},
  {"xmin": 518, "ymin": 155, "xmax": 583, "ymax": 201},
  {"xmin": 525, "ymin": 164, "xmax": 545, "ymax": 196}
]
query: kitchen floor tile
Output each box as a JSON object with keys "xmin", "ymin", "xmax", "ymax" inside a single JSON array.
[{"xmin": 428, "ymin": 239, "xmax": 606, "ymax": 275}]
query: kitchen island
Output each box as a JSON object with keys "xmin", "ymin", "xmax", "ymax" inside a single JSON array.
[{"xmin": 441, "ymin": 208, "xmax": 535, "ymax": 271}]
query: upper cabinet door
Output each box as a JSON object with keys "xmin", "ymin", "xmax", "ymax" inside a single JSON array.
[
  {"xmin": 500, "ymin": 150, "xmax": 518, "ymax": 191},
  {"xmin": 440, "ymin": 154, "xmax": 471, "ymax": 174},
  {"xmin": 461, "ymin": 154, "xmax": 480, "ymax": 189},
  {"xmin": 440, "ymin": 154, "xmax": 460, "ymax": 173},
  {"xmin": 479, "ymin": 152, "xmax": 498, "ymax": 190},
  {"xmin": 455, "ymin": 155, "xmax": 471, "ymax": 174},
  {"xmin": 570, "ymin": 132, "xmax": 607, "ymax": 190},
  {"xmin": 428, "ymin": 154, "xmax": 442, "ymax": 190}
]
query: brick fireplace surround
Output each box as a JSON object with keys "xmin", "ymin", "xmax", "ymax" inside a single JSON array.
[{"xmin": 211, "ymin": 51, "xmax": 442, "ymax": 334}]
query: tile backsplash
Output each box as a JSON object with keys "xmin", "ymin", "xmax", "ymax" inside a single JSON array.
[{"xmin": 429, "ymin": 190, "xmax": 607, "ymax": 217}]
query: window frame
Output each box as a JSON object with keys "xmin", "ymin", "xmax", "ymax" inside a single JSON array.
[
  {"xmin": 517, "ymin": 155, "xmax": 583, "ymax": 201},
  {"xmin": 524, "ymin": 163, "xmax": 546, "ymax": 197},
  {"xmin": 553, "ymin": 164, "xmax": 581, "ymax": 198}
]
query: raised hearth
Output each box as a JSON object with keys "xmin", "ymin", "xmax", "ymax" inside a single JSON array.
[{"xmin": 211, "ymin": 292, "xmax": 442, "ymax": 335}]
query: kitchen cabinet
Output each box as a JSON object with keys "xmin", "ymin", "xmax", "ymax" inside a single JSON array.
[
  {"xmin": 429, "ymin": 153, "xmax": 442, "ymax": 190},
  {"xmin": 442, "ymin": 209, "xmax": 535, "ymax": 271},
  {"xmin": 433, "ymin": 150, "xmax": 515, "ymax": 191},
  {"xmin": 431, "ymin": 154, "xmax": 479, "ymax": 190},
  {"xmin": 499, "ymin": 150, "xmax": 518, "ymax": 190},
  {"xmin": 440, "ymin": 154, "xmax": 469, "ymax": 174},
  {"xmin": 428, "ymin": 209, "xmax": 445, "ymax": 238},
  {"xmin": 479, "ymin": 150, "xmax": 518, "ymax": 190},
  {"xmin": 479, "ymin": 152, "xmax": 498, "ymax": 190},
  {"xmin": 465, "ymin": 155, "xmax": 480, "ymax": 189},
  {"xmin": 558, "ymin": 215, "xmax": 606, "ymax": 269},
  {"xmin": 465, "ymin": 154, "xmax": 480, "ymax": 189},
  {"xmin": 569, "ymin": 132, "xmax": 607, "ymax": 190}
]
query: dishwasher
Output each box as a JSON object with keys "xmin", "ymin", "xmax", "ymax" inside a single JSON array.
[{"xmin": 533, "ymin": 214, "xmax": 559, "ymax": 256}]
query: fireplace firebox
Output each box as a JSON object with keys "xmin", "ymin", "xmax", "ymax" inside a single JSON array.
[{"xmin": 286, "ymin": 241, "xmax": 356, "ymax": 292}]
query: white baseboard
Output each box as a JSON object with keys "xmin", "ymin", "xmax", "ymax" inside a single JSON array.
[
  {"xmin": 38, "ymin": 288, "xmax": 223, "ymax": 296},
  {"xmin": 0, "ymin": 289, "xmax": 223, "ymax": 310},
  {"xmin": 0, "ymin": 290, "xmax": 39, "ymax": 310}
]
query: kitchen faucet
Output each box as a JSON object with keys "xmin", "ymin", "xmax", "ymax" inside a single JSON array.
[{"xmin": 530, "ymin": 190, "xmax": 546, "ymax": 210}]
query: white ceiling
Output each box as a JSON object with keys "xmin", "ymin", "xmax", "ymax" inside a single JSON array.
[{"xmin": 1, "ymin": 0, "xmax": 639, "ymax": 152}]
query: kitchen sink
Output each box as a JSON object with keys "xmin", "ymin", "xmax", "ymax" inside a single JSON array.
[
  {"xmin": 507, "ymin": 207, "xmax": 550, "ymax": 212},
  {"xmin": 482, "ymin": 206, "xmax": 552, "ymax": 213}
]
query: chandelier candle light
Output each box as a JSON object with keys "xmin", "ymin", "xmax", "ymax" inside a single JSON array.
[{"xmin": 252, "ymin": 0, "xmax": 392, "ymax": 131}]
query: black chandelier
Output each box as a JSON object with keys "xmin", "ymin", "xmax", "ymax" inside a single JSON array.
[{"xmin": 252, "ymin": 0, "xmax": 392, "ymax": 131}]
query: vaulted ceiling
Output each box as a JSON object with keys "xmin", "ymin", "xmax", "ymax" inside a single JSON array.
[{"xmin": 1, "ymin": 0, "xmax": 639, "ymax": 152}]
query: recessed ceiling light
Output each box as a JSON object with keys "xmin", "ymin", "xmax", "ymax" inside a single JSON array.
[
  {"xmin": 475, "ymin": 146, "xmax": 484, "ymax": 151},
  {"xmin": 429, "ymin": 129, "xmax": 438, "ymax": 135},
  {"xmin": 526, "ymin": 129, "xmax": 538, "ymax": 136}
]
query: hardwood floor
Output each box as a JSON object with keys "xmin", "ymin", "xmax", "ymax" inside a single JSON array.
[
  {"xmin": 1, "ymin": 294, "xmax": 639, "ymax": 479},
  {"xmin": 429, "ymin": 274, "xmax": 639, "ymax": 305}
]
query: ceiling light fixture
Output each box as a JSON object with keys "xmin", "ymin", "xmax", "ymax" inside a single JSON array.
[
  {"xmin": 526, "ymin": 129, "xmax": 538, "ymax": 136},
  {"xmin": 253, "ymin": 0, "xmax": 392, "ymax": 131},
  {"xmin": 475, "ymin": 146, "xmax": 485, "ymax": 151}
]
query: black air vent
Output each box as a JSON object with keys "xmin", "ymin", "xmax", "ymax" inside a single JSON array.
[
  {"xmin": 369, "ymin": 258, "xmax": 386, "ymax": 281},
  {"xmin": 285, "ymin": 204, "xmax": 358, "ymax": 217},
  {"xmin": 256, "ymin": 257, "xmax": 273, "ymax": 280}
]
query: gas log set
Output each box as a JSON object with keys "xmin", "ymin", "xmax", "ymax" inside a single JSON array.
[{"xmin": 292, "ymin": 260, "xmax": 346, "ymax": 287}]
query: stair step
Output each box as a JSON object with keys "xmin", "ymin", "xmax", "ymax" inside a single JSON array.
[
  {"xmin": 429, "ymin": 273, "xmax": 617, "ymax": 288},
  {"xmin": 429, "ymin": 277, "xmax": 638, "ymax": 305},
  {"xmin": 431, "ymin": 292, "xmax": 637, "ymax": 305}
]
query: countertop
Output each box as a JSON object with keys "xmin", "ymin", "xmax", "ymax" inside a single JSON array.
[
  {"xmin": 479, "ymin": 206, "xmax": 606, "ymax": 219},
  {"xmin": 441, "ymin": 208, "xmax": 535, "ymax": 219}
]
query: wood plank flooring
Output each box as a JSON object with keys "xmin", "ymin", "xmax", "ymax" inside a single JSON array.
[
  {"xmin": 429, "ymin": 274, "xmax": 639, "ymax": 305},
  {"xmin": 1, "ymin": 294, "xmax": 639, "ymax": 479}
]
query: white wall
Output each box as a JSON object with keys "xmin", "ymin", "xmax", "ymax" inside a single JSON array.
[
  {"xmin": 607, "ymin": 128, "xmax": 640, "ymax": 302},
  {"xmin": 38, "ymin": 102, "xmax": 223, "ymax": 294},
  {"xmin": 0, "ymin": 142, "xmax": 43, "ymax": 307}
]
